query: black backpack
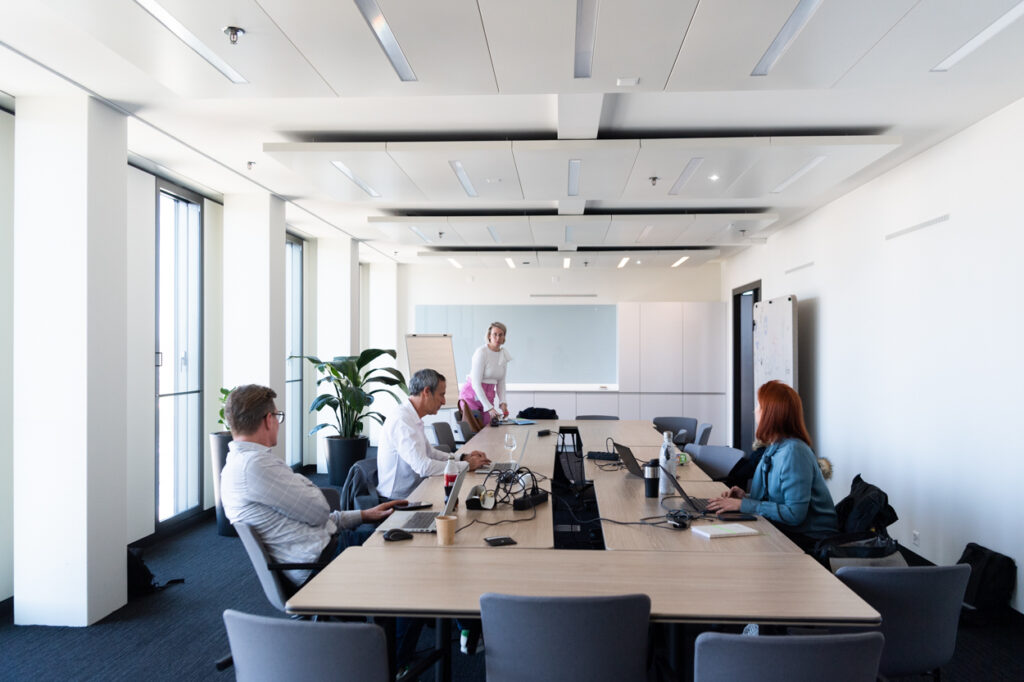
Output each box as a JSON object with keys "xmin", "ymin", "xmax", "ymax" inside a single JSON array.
[
  {"xmin": 834, "ymin": 474, "xmax": 898, "ymax": 534},
  {"xmin": 957, "ymin": 542, "xmax": 1017, "ymax": 625},
  {"xmin": 127, "ymin": 547, "xmax": 184, "ymax": 599},
  {"xmin": 517, "ymin": 407, "xmax": 558, "ymax": 420}
]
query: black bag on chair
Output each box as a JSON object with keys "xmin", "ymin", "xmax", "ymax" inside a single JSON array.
[
  {"xmin": 835, "ymin": 474, "xmax": 898, "ymax": 534},
  {"xmin": 517, "ymin": 407, "xmax": 558, "ymax": 420}
]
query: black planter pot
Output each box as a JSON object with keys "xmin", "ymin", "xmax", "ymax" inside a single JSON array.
[
  {"xmin": 326, "ymin": 436, "xmax": 369, "ymax": 486},
  {"xmin": 209, "ymin": 431, "xmax": 236, "ymax": 537}
]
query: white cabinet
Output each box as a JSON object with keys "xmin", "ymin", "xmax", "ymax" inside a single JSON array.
[
  {"xmin": 639, "ymin": 302, "xmax": 683, "ymax": 393},
  {"xmin": 682, "ymin": 394, "xmax": 728, "ymax": 446},
  {"xmin": 617, "ymin": 302, "xmax": 640, "ymax": 391},
  {"xmin": 640, "ymin": 393, "xmax": 684, "ymax": 422},
  {"xmin": 682, "ymin": 302, "xmax": 727, "ymax": 393},
  {"xmin": 576, "ymin": 391, "xmax": 619, "ymax": 419}
]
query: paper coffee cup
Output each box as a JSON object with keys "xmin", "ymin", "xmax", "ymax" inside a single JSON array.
[{"xmin": 435, "ymin": 515, "xmax": 457, "ymax": 546}]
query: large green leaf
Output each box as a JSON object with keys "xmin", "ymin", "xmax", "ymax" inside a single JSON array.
[
  {"xmin": 308, "ymin": 422, "xmax": 336, "ymax": 436},
  {"xmin": 356, "ymin": 348, "xmax": 395, "ymax": 370}
]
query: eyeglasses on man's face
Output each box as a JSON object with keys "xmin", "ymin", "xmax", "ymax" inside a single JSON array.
[{"xmin": 269, "ymin": 411, "xmax": 285, "ymax": 424}]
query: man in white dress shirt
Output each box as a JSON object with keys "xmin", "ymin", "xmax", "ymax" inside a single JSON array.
[
  {"xmin": 377, "ymin": 369, "xmax": 491, "ymax": 499},
  {"xmin": 220, "ymin": 384, "xmax": 402, "ymax": 583}
]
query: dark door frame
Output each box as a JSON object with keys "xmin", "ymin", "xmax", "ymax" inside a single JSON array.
[{"xmin": 732, "ymin": 280, "xmax": 761, "ymax": 452}]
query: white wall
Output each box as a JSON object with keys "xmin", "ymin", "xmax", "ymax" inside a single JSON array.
[
  {"xmin": 0, "ymin": 110, "xmax": 13, "ymax": 601},
  {"xmin": 204, "ymin": 199, "xmax": 224, "ymax": 505},
  {"xmin": 722, "ymin": 96, "xmax": 1024, "ymax": 611},
  {"xmin": 125, "ymin": 167, "xmax": 156, "ymax": 542}
]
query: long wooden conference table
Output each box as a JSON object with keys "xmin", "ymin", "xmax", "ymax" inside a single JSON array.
[{"xmin": 288, "ymin": 420, "xmax": 879, "ymax": 675}]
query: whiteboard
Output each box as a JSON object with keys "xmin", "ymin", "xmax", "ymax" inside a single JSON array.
[
  {"xmin": 404, "ymin": 334, "xmax": 460, "ymax": 405},
  {"xmin": 414, "ymin": 305, "xmax": 617, "ymax": 385},
  {"xmin": 753, "ymin": 295, "xmax": 798, "ymax": 392}
]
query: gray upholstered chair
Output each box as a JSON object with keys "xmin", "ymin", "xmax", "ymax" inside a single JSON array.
[
  {"xmin": 480, "ymin": 593, "xmax": 650, "ymax": 682},
  {"xmin": 575, "ymin": 414, "xmax": 619, "ymax": 420},
  {"xmin": 835, "ymin": 564, "xmax": 970, "ymax": 679},
  {"xmin": 684, "ymin": 444, "xmax": 745, "ymax": 481},
  {"xmin": 694, "ymin": 632, "xmax": 884, "ymax": 682},
  {"xmin": 653, "ymin": 416, "xmax": 698, "ymax": 446},
  {"xmin": 458, "ymin": 419, "xmax": 478, "ymax": 441},
  {"xmin": 234, "ymin": 522, "xmax": 327, "ymax": 613},
  {"xmin": 696, "ymin": 422, "xmax": 713, "ymax": 445},
  {"xmin": 432, "ymin": 421, "xmax": 457, "ymax": 452},
  {"xmin": 223, "ymin": 609, "xmax": 388, "ymax": 682}
]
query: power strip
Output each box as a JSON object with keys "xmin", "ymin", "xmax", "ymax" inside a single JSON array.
[
  {"xmin": 513, "ymin": 490, "xmax": 549, "ymax": 510},
  {"xmin": 586, "ymin": 451, "xmax": 618, "ymax": 461}
]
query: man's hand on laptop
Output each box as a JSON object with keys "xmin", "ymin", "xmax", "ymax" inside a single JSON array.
[
  {"xmin": 360, "ymin": 499, "xmax": 406, "ymax": 523},
  {"xmin": 461, "ymin": 451, "xmax": 491, "ymax": 470}
]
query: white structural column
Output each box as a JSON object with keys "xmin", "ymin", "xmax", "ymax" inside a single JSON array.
[
  {"xmin": 222, "ymin": 193, "xmax": 287, "ymax": 424},
  {"xmin": 0, "ymin": 111, "xmax": 14, "ymax": 602},
  {"xmin": 12, "ymin": 97, "xmax": 128, "ymax": 625}
]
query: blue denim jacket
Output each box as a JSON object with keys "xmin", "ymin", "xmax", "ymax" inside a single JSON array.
[{"xmin": 740, "ymin": 438, "xmax": 838, "ymax": 537}]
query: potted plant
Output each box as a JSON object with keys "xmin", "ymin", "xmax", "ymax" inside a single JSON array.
[
  {"xmin": 295, "ymin": 349, "xmax": 407, "ymax": 485},
  {"xmin": 209, "ymin": 387, "xmax": 236, "ymax": 536}
]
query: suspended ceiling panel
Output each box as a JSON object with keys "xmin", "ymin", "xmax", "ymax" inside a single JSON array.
[
  {"xmin": 385, "ymin": 142, "xmax": 523, "ymax": 201},
  {"xmin": 512, "ymin": 139, "xmax": 640, "ymax": 200},
  {"xmin": 446, "ymin": 217, "xmax": 535, "ymax": 245},
  {"xmin": 265, "ymin": 142, "xmax": 425, "ymax": 201}
]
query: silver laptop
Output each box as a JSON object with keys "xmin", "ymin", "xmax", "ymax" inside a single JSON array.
[
  {"xmin": 377, "ymin": 468, "xmax": 467, "ymax": 533},
  {"xmin": 476, "ymin": 432, "xmax": 529, "ymax": 474}
]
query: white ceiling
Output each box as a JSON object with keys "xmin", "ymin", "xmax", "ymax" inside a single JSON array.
[{"xmin": 2, "ymin": 0, "xmax": 1024, "ymax": 267}]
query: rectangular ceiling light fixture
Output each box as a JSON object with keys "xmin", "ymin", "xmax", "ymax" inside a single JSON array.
[
  {"xmin": 617, "ymin": 256, "xmax": 629, "ymax": 269},
  {"xmin": 567, "ymin": 159, "xmax": 582, "ymax": 196},
  {"xmin": 668, "ymin": 157, "xmax": 704, "ymax": 195},
  {"xmin": 447, "ymin": 257, "xmax": 463, "ymax": 269},
  {"xmin": 637, "ymin": 225, "xmax": 654, "ymax": 242},
  {"xmin": 574, "ymin": 0, "xmax": 600, "ymax": 78},
  {"xmin": 771, "ymin": 155, "xmax": 826, "ymax": 194},
  {"xmin": 408, "ymin": 226, "xmax": 431, "ymax": 243},
  {"xmin": 932, "ymin": 1, "xmax": 1024, "ymax": 72},
  {"xmin": 134, "ymin": 0, "xmax": 248, "ymax": 83},
  {"xmin": 354, "ymin": 0, "xmax": 417, "ymax": 82},
  {"xmin": 504, "ymin": 257, "xmax": 516, "ymax": 269},
  {"xmin": 671, "ymin": 255, "xmax": 689, "ymax": 268},
  {"xmin": 449, "ymin": 160, "xmax": 478, "ymax": 197},
  {"xmin": 751, "ymin": 0, "xmax": 823, "ymax": 76},
  {"xmin": 487, "ymin": 225, "xmax": 501, "ymax": 243},
  {"xmin": 563, "ymin": 257, "xmax": 571, "ymax": 269},
  {"xmin": 331, "ymin": 161, "xmax": 381, "ymax": 197}
]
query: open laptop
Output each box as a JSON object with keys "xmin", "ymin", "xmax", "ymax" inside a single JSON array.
[
  {"xmin": 476, "ymin": 432, "xmax": 529, "ymax": 475},
  {"xmin": 613, "ymin": 441, "xmax": 709, "ymax": 513},
  {"xmin": 376, "ymin": 468, "xmax": 467, "ymax": 533}
]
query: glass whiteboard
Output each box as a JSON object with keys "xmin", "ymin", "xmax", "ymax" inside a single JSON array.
[{"xmin": 414, "ymin": 305, "xmax": 618, "ymax": 385}]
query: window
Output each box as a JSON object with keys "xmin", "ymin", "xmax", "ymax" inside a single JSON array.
[
  {"xmin": 156, "ymin": 185, "xmax": 203, "ymax": 522},
  {"xmin": 285, "ymin": 234, "xmax": 304, "ymax": 467}
]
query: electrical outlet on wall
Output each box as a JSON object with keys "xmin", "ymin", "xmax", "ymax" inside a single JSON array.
[{"xmin": 912, "ymin": 530, "xmax": 920, "ymax": 546}]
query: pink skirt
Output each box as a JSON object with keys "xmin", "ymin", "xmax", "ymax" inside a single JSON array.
[{"xmin": 460, "ymin": 378, "xmax": 497, "ymax": 429}]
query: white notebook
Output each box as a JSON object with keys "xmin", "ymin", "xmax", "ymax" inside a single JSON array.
[{"xmin": 691, "ymin": 523, "xmax": 759, "ymax": 539}]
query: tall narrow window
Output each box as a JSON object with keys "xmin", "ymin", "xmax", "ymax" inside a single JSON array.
[
  {"xmin": 285, "ymin": 234, "xmax": 304, "ymax": 468},
  {"xmin": 156, "ymin": 185, "xmax": 203, "ymax": 522}
]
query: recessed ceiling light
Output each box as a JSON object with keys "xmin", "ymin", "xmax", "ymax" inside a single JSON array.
[
  {"xmin": 771, "ymin": 155, "xmax": 826, "ymax": 193},
  {"xmin": 134, "ymin": 0, "xmax": 248, "ymax": 83},
  {"xmin": 932, "ymin": 1, "xmax": 1024, "ymax": 72},
  {"xmin": 751, "ymin": 0, "xmax": 823, "ymax": 76},
  {"xmin": 449, "ymin": 160, "xmax": 478, "ymax": 197},
  {"xmin": 617, "ymin": 257, "xmax": 629, "ymax": 269},
  {"xmin": 354, "ymin": 0, "xmax": 417, "ymax": 81},
  {"xmin": 669, "ymin": 157, "xmax": 704, "ymax": 195},
  {"xmin": 616, "ymin": 77, "xmax": 640, "ymax": 87},
  {"xmin": 637, "ymin": 225, "xmax": 654, "ymax": 242},
  {"xmin": 408, "ymin": 226, "xmax": 431, "ymax": 243},
  {"xmin": 636, "ymin": 260, "xmax": 642, "ymax": 265},
  {"xmin": 331, "ymin": 161, "xmax": 381, "ymax": 197},
  {"xmin": 671, "ymin": 255, "xmax": 689, "ymax": 268},
  {"xmin": 487, "ymin": 226, "xmax": 501, "ymax": 243},
  {"xmin": 708, "ymin": 174, "xmax": 720, "ymax": 182},
  {"xmin": 567, "ymin": 159, "xmax": 582, "ymax": 197},
  {"xmin": 504, "ymin": 257, "xmax": 516, "ymax": 269},
  {"xmin": 447, "ymin": 258, "xmax": 463, "ymax": 269},
  {"xmin": 563, "ymin": 257, "xmax": 571, "ymax": 269},
  {"xmin": 574, "ymin": 0, "xmax": 599, "ymax": 79}
]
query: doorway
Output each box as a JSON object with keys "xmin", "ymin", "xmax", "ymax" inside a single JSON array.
[{"xmin": 732, "ymin": 281, "xmax": 760, "ymax": 454}]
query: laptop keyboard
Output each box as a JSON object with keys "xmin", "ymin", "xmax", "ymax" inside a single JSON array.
[
  {"xmin": 688, "ymin": 497, "xmax": 710, "ymax": 513},
  {"xmin": 404, "ymin": 511, "xmax": 439, "ymax": 530}
]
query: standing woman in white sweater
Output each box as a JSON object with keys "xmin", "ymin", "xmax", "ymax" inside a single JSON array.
[{"xmin": 458, "ymin": 321, "xmax": 511, "ymax": 427}]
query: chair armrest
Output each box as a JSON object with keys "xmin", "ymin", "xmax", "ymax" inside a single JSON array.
[{"xmin": 266, "ymin": 561, "xmax": 327, "ymax": 572}]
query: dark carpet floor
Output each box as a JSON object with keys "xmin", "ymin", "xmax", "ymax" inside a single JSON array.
[{"xmin": 1, "ymin": 471, "xmax": 1021, "ymax": 681}]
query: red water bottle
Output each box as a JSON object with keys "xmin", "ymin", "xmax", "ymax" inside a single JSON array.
[{"xmin": 444, "ymin": 455, "xmax": 458, "ymax": 502}]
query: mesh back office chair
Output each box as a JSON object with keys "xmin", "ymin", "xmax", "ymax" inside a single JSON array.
[
  {"xmin": 835, "ymin": 565, "xmax": 970, "ymax": 679},
  {"xmin": 694, "ymin": 632, "xmax": 884, "ymax": 682},
  {"xmin": 223, "ymin": 609, "xmax": 389, "ymax": 682},
  {"xmin": 696, "ymin": 422, "xmax": 713, "ymax": 445},
  {"xmin": 480, "ymin": 593, "xmax": 650, "ymax": 682},
  {"xmin": 653, "ymin": 416, "xmax": 698, "ymax": 446}
]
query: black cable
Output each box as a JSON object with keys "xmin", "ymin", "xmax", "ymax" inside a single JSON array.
[{"xmin": 551, "ymin": 495, "xmax": 674, "ymax": 530}]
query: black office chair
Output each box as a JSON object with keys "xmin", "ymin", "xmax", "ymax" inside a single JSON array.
[
  {"xmin": 694, "ymin": 631, "xmax": 884, "ymax": 682},
  {"xmin": 223, "ymin": 609, "xmax": 389, "ymax": 682},
  {"xmin": 653, "ymin": 416, "xmax": 698, "ymax": 446},
  {"xmin": 575, "ymin": 414, "xmax": 619, "ymax": 420},
  {"xmin": 480, "ymin": 593, "xmax": 650, "ymax": 682},
  {"xmin": 683, "ymin": 444, "xmax": 744, "ymax": 481}
]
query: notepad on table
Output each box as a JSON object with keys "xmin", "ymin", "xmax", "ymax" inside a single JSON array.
[{"xmin": 691, "ymin": 523, "xmax": 759, "ymax": 539}]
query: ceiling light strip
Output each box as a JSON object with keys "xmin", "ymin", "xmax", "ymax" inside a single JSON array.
[
  {"xmin": 567, "ymin": 159, "xmax": 582, "ymax": 196},
  {"xmin": 885, "ymin": 214, "xmax": 950, "ymax": 241},
  {"xmin": 486, "ymin": 226, "xmax": 501, "ymax": 243},
  {"xmin": 617, "ymin": 257, "xmax": 629, "ymax": 269},
  {"xmin": 331, "ymin": 161, "xmax": 381, "ymax": 197},
  {"xmin": 447, "ymin": 258, "xmax": 463, "ymax": 269},
  {"xmin": 449, "ymin": 160, "xmax": 478, "ymax": 197},
  {"xmin": 771, "ymin": 155, "xmax": 826, "ymax": 194},
  {"xmin": 637, "ymin": 225, "xmax": 654, "ymax": 242},
  {"xmin": 504, "ymin": 257, "xmax": 516, "ymax": 269},
  {"xmin": 563, "ymin": 257, "xmax": 571, "ymax": 269},
  {"xmin": 671, "ymin": 255, "xmax": 689, "ymax": 268},
  {"xmin": 134, "ymin": 0, "xmax": 248, "ymax": 83},
  {"xmin": 353, "ymin": 0, "xmax": 417, "ymax": 82},
  {"xmin": 408, "ymin": 226, "xmax": 431, "ymax": 243},
  {"xmin": 932, "ymin": 2, "xmax": 1024, "ymax": 72},
  {"xmin": 573, "ymin": 0, "xmax": 600, "ymax": 79},
  {"xmin": 668, "ymin": 157, "xmax": 703, "ymax": 195},
  {"xmin": 751, "ymin": 0, "xmax": 823, "ymax": 76}
]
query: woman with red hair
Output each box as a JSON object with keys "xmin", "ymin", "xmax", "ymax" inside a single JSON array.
[{"xmin": 707, "ymin": 380, "xmax": 837, "ymax": 549}]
